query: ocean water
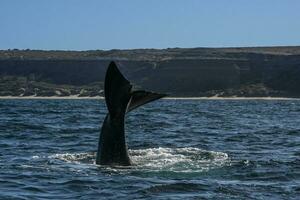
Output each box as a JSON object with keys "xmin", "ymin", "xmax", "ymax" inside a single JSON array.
[{"xmin": 0, "ymin": 99, "xmax": 299, "ymax": 199}]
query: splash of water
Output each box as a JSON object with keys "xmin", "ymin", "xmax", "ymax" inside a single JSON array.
[{"xmin": 44, "ymin": 147, "xmax": 229, "ymax": 173}]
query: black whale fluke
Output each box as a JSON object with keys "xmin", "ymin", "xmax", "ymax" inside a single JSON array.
[{"xmin": 96, "ymin": 61, "xmax": 166, "ymax": 166}]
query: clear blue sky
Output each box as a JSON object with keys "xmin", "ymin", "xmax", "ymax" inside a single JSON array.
[{"xmin": 0, "ymin": 0, "xmax": 299, "ymax": 50}]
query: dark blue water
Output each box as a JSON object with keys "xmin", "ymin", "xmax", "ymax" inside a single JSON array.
[{"xmin": 0, "ymin": 99, "xmax": 299, "ymax": 199}]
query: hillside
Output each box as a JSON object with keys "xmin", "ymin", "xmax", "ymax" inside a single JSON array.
[{"xmin": 1, "ymin": 46, "xmax": 300, "ymax": 97}]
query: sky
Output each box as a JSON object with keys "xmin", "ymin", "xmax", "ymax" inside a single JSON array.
[{"xmin": 0, "ymin": 0, "xmax": 299, "ymax": 50}]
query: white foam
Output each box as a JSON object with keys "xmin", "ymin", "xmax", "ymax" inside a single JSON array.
[
  {"xmin": 130, "ymin": 147, "xmax": 229, "ymax": 172},
  {"xmin": 48, "ymin": 152, "xmax": 95, "ymax": 164},
  {"xmin": 40, "ymin": 147, "xmax": 229, "ymax": 173}
]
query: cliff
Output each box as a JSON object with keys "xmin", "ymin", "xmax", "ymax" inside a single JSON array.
[{"xmin": 0, "ymin": 46, "xmax": 300, "ymax": 97}]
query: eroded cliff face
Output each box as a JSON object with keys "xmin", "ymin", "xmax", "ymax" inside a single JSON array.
[{"xmin": 0, "ymin": 47, "xmax": 300, "ymax": 97}]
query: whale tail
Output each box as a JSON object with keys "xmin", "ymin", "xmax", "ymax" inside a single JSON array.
[
  {"xmin": 104, "ymin": 61, "xmax": 166, "ymax": 115},
  {"xmin": 96, "ymin": 61, "xmax": 166, "ymax": 165}
]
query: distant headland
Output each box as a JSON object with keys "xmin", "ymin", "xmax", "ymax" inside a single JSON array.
[{"xmin": 1, "ymin": 46, "xmax": 300, "ymax": 98}]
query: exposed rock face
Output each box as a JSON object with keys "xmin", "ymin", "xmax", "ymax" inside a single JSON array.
[{"xmin": 0, "ymin": 47, "xmax": 300, "ymax": 97}]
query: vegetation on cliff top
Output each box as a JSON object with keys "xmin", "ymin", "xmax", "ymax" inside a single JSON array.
[{"xmin": 1, "ymin": 46, "xmax": 300, "ymax": 60}]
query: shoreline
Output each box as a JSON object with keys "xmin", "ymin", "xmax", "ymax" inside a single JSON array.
[{"xmin": 0, "ymin": 96, "xmax": 299, "ymax": 100}]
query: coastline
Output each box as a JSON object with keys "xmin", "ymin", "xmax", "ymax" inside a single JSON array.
[
  {"xmin": 0, "ymin": 95, "xmax": 104, "ymax": 100},
  {"xmin": 0, "ymin": 96, "xmax": 299, "ymax": 100}
]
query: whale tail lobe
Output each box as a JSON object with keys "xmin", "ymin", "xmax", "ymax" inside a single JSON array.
[{"xmin": 104, "ymin": 61, "xmax": 166, "ymax": 115}]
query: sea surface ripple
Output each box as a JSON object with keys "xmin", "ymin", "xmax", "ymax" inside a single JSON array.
[{"xmin": 0, "ymin": 99, "xmax": 299, "ymax": 199}]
